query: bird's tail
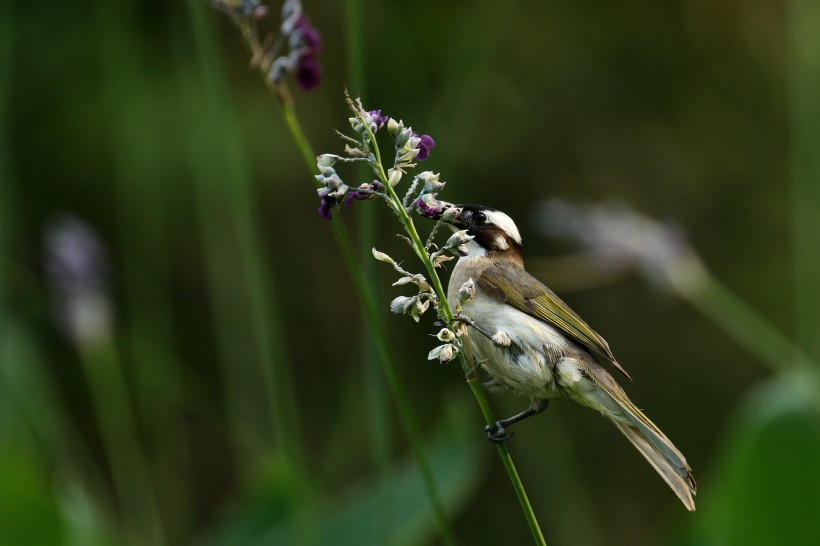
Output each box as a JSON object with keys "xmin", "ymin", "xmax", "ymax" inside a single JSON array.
[
  {"xmin": 564, "ymin": 359, "xmax": 696, "ymax": 510},
  {"xmin": 610, "ymin": 417, "xmax": 696, "ymax": 511}
]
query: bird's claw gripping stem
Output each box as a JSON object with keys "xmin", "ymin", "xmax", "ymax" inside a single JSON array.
[{"xmin": 485, "ymin": 422, "xmax": 513, "ymax": 443}]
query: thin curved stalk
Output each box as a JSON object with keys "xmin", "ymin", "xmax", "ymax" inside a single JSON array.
[{"xmin": 218, "ymin": 7, "xmax": 457, "ymax": 543}]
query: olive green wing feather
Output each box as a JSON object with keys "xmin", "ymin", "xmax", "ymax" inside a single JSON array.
[{"xmin": 478, "ymin": 260, "xmax": 632, "ymax": 380}]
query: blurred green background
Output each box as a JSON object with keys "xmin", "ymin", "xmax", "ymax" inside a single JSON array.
[{"xmin": 2, "ymin": 0, "xmax": 820, "ymax": 545}]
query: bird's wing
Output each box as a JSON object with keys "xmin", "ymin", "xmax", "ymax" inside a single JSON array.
[{"xmin": 477, "ymin": 260, "xmax": 632, "ymax": 380}]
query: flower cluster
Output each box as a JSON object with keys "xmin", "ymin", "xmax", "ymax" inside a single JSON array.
[
  {"xmin": 269, "ymin": 0, "xmax": 323, "ymax": 90},
  {"xmin": 314, "ymin": 98, "xmax": 437, "ymax": 220},
  {"xmin": 316, "ymin": 97, "xmax": 474, "ymax": 364}
]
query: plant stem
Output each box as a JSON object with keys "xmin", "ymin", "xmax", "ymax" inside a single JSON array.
[
  {"xmin": 787, "ymin": 0, "xmax": 820, "ymax": 362},
  {"xmin": 224, "ymin": 12, "xmax": 457, "ymax": 542}
]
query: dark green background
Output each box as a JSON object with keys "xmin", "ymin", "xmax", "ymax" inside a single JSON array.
[{"xmin": 2, "ymin": 0, "xmax": 819, "ymax": 545}]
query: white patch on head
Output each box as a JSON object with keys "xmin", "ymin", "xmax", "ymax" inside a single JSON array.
[{"xmin": 484, "ymin": 210, "xmax": 522, "ymax": 245}]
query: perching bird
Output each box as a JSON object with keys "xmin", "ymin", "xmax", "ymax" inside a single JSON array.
[{"xmin": 441, "ymin": 204, "xmax": 697, "ymax": 510}]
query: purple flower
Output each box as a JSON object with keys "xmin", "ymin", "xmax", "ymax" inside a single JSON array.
[
  {"xmin": 367, "ymin": 110, "xmax": 389, "ymax": 131},
  {"xmin": 296, "ymin": 54, "xmax": 322, "ymax": 90},
  {"xmin": 415, "ymin": 195, "xmax": 446, "ymax": 218},
  {"xmin": 414, "ymin": 133, "xmax": 436, "ymax": 161},
  {"xmin": 318, "ymin": 195, "xmax": 336, "ymax": 220},
  {"xmin": 293, "ymin": 15, "xmax": 323, "ymax": 52},
  {"xmin": 343, "ymin": 180, "xmax": 384, "ymax": 206}
]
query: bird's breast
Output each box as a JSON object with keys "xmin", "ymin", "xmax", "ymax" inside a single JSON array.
[{"xmin": 449, "ymin": 264, "xmax": 570, "ymax": 398}]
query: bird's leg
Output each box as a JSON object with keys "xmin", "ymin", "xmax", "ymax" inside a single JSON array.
[{"xmin": 485, "ymin": 399, "xmax": 549, "ymax": 443}]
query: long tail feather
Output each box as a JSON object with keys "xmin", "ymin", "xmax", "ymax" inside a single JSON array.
[
  {"xmin": 578, "ymin": 362, "xmax": 697, "ymax": 510},
  {"xmin": 611, "ymin": 420, "xmax": 697, "ymax": 511}
]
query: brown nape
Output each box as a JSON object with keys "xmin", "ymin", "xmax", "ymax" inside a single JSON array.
[{"xmin": 475, "ymin": 226, "xmax": 524, "ymax": 265}]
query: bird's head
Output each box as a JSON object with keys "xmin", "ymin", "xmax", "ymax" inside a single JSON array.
[{"xmin": 443, "ymin": 204, "xmax": 523, "ymax": 263}]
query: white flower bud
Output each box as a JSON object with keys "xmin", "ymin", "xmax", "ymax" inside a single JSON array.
[
  {"xmin": 387, "ymin": 168, "xmax": 403, "ymax": 187},
  {"xmin": 392, "ymin": 276, "xmax": 414, "ymax": 286},
  {"xmin": 387, "ymin": 117, "xmax": 402, "ymax": 137},
  {"xmin": 458, "ymin": 278, "xmax": 475, "ymax": 304},
  {"xmin": 317, "ymin": 154, "xmax": 337, "ymax": 168},
  {"xmin": 372, "ymin": 248, "xmax": 395, "ymax": 264},
  {"xmin": 349, "ymin": 117, "xmax": 364, "ymax": 133},
  {"xmin": 436, "ymin": 328, "xmax": 456, "ymax": 342},
  {"xmin": 445, "ymin": 230, "xmax": 474, "ymax": 248},
  {"xmin": 395, "ymin": 127, "xmax": 413, "ymax": 147},
  {"xmin": 390, "ymin": 295, "xmax": 416, "ymax": 315}
]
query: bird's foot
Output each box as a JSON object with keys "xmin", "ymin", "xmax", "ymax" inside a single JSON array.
[{"xmin": 485, "ymin": 422, "xmax": 513, "ymax": 443}]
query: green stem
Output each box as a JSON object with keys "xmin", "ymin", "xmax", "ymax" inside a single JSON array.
[
  {"xmin": 227, "ymin": 14, "xmax": 456, "ymax": 541},
  {"xmin": 79, "ymin": 343, "xmax": 165, "ymax": 546}
]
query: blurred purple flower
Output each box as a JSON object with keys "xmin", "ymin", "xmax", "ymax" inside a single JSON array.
[
  {"xmin": 296, "ymin": 54, "xmax": 322, "ymax": 90},
  {"xmin": 260, "ymin": 0, "xmax": 323, "ymax": 91},
  {"xmin": 414, "ymin": 133, "xmax": 436, "ymax": 161},
  {"xmin": 44, "ymin": 215, "xmax": 112, "ymax": 347},
  {"xmin": 293, "ymin": 15, "xmax": 323, "ymax": 52}
]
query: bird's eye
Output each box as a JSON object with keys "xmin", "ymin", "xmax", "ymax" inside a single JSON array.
[{"xmin": 474, "ymin": 212, "xmax": 487, "ymax": 224}]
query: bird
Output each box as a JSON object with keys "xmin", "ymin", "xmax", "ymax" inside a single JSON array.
[{"xmin": 440, "ymin": 204, "xmax": 697, "ymax": 510}]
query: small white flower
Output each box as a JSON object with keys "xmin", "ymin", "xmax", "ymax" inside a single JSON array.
[
  {"xmin": 427, "ymin": 343, "xmax": 458, "ymax": 363},
  {"xmin": 316, "ymin": 154, "xmax": 337, "ymax": 168},
  {"xmin": 436, "ymin": 328, "xmax": 456, "ymax": 342},
  {"xmin": 410, "ymin": 298, "xmax": 429, "ymax": 322},
  {"xmin": 441, "ymin": 206, "xmax": 461, "ymax": 222},
  {"xmin": 445, "ymin": 230, "xmax": 474, "ymax": 248},
  {"xmin": 372, "ymin": 248, "xmax": 395, "ymax": 264}
]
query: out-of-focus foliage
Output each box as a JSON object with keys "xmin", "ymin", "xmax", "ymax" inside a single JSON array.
[{"xmin": 2, "ymin": 0, "xmax": 819, "ymax": 545}]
